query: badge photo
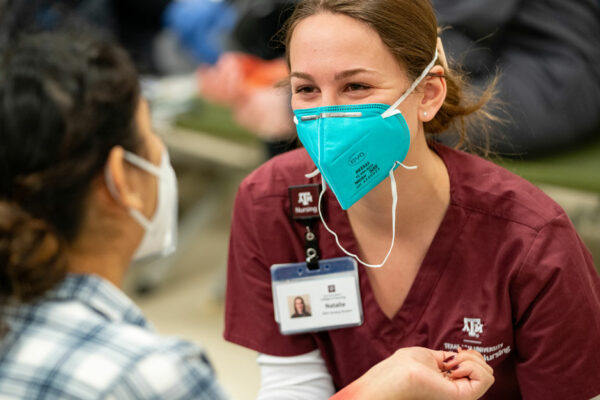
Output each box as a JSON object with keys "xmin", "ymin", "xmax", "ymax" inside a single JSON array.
[{"xmin": 271, "ymin": 257, "xmax": 363, "ymax": 335}]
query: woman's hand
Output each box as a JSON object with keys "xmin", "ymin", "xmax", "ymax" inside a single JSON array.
[{"xmin": 331, "ymin": 347, "xmax": 494, "ymax": 400}]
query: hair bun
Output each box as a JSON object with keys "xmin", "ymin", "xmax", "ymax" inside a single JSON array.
[{"xmin": 0, "ymin": 201, "xmax": 67, "ymax": 301}]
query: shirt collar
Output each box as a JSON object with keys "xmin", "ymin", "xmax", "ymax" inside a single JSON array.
[{"xmin": 44, "ymin": 273, "xmax": 152, "ymax": 330}]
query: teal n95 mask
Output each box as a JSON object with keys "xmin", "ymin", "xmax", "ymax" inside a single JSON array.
[
  {"xmin": 293, "ymin": 50, "xmax": 438, "ymax": 268},
  {"xmin": 105, "ymin": 149, "xmax": 178, "ymax": 261}
]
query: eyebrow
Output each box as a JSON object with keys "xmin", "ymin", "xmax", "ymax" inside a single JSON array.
[
  {"xmin": 334, "ymin": 68, "xmax": 375, "ymax": 80},
  {"xmin": 290, "ymin": 68, "xmax": 376, "ymax": 81},
  {"xmin": 290, "ymin": 71, "xmax": 313, "ymax": 80}
]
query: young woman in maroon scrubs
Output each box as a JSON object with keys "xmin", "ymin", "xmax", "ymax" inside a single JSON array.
[{"xmin": 224, "ymin": 1, "xmax": 600, "ymax": 399}]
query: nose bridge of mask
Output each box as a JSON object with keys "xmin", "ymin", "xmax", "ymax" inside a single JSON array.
[
  {"xmin": 295, "ymin": 107, "xmax": 368, "ymax": 181},
  {"xmin": 318, "ymin": 106, "xmax": 391, "ymax": 207}
]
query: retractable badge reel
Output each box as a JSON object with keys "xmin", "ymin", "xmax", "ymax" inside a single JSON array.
[{"xmin": 270, "ymin": 184, "xmax": 364, "ymax": 335}]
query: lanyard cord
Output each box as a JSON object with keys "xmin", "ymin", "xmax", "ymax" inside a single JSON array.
[{"xmin": 315, "ymin": 162, "xmax": 409, "ymax": 268}]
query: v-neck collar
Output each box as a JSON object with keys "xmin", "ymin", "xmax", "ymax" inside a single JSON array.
[{"xmin": 321, "ymin": 144, "xmax": 468, "ymax": 347}]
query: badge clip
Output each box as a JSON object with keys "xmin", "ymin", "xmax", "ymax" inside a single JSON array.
[{"xmin": 289, "ymin": 184, "xmax": 322, "ymax": 270}]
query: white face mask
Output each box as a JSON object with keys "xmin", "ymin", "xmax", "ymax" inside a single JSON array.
[{"xmin": 105, "ymin": 149, "xmax": 178, "ymax": 261}]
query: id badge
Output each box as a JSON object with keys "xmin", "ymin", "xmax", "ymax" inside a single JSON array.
[{"xmin": 271, "ymin": 257, "xmax": 363, "ymax": 335}]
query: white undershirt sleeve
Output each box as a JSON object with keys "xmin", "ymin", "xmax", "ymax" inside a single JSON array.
[{"xmin": 256, "ymin": 349, "xmax": 336, "ymax": 400}]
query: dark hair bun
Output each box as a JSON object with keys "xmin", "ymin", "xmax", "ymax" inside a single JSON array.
[{"xmin": 0, "ymin": 201, "xmax": 66, "ymax": 301}]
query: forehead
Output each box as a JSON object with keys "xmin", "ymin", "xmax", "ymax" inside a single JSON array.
[{"xmin": 289, "ymin": 12, "xmax": 403, "ymax": 76}]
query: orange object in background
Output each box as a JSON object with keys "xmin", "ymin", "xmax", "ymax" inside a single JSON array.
[
  {"xmin": 237, "ymin": 54, "xmax": 289, "ymax": 89},
  {"xmin": 197, "ymin": 52, "xmax": 289, "ymax": 107},
  {"xmin": 197, "ymin": 52, "xmax": 295, "ymax": 139}
]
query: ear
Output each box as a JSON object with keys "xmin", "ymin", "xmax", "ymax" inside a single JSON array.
[
  {"xmin": 104, "ymin": 146, "xmax": 143, "ymax": 211},
  {"xmin": 418, "ymin": 65, "xmax": 447, "ymax": 123}
]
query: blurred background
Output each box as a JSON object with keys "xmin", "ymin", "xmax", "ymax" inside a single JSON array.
[{"xmin": 1, "ymin": 0, "xmax": 599, "ymax": 398}]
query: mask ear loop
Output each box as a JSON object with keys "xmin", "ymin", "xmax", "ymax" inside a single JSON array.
[
  {"xmin": 112, "ymin": 151, "xmax": 165, "ymax": 231},
  {"xmin": 103, "ymin": 153, "xmax": 152, "ymax": 230},
  {"xmin": 316, "ymin": 162, "xmax": 403, "ymax": 268}
]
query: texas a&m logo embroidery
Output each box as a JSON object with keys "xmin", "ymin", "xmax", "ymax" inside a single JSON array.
[
  {"xmin": 462, "ymin": 318, "xmax": 484, "ymax": 338},
  {"xmin": 289, "ymin": 184, "xmax": 321, "ymax": 220},
  {"xmin": 298, "ymin": 191, "xmax": 313, "ymax": 206}
]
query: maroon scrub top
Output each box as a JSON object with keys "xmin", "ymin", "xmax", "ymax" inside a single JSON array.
[{"xmin": 224, "ymin": 144, "xmax": 600, "ymax": 399}]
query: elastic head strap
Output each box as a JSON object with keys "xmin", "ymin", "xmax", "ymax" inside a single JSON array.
[
  {"xmin": 436, "ymin": 37, "xmax": 449, "ymax": 72},
  {"xmin": 382, "ymin": 49, "xmax": 439, "ymax": 119},
  {"xmin": 317, "ymin": 163, "xmax": 400, "ymax": 269}
]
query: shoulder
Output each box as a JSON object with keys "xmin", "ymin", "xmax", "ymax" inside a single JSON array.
[
  {"xmin": 2, "ymin": 300, "xmax": 225, "ymax": 399},
  {"xmin": 238, "ymin": 148, "xmax": 317, "ymax": 202},
  {"xmin": 72, "ymin": 322, "xmax": 224, "ymax": 398},
  {"xmin": 437, "ymin": 144, "xmax": 565, "ymax": 232},
  {"xmin": 107, "ymin": 336, "xmax": 226, "ymax": 399}
]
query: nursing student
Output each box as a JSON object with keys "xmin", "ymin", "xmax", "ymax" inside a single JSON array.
[
  {"xmin": 0, "ymin": 30, "xmax": 492, "ymax": 399},
  {"xmin": 224, "ymin": 0, "xmax": 600, "ymax": 399}
]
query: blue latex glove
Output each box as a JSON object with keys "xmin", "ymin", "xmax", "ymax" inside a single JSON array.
[{"xmin": 164, "ymin": 0, "xmax": 237, "ymax": 65}]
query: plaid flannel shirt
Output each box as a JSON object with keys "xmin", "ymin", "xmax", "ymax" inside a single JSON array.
[{"xmin": 0, "ymin": 274, "xmax": 228, "ymax": 399}]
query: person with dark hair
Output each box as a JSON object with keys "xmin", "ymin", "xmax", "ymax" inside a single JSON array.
[
  {"xmin": 291, "ymin": 296, "xmax": 311, "ymax": 318},
  {"xmin": 0, "ymin": 31, "xmax": 227, "ymax": 399},
  {"xmin": 0, "ymin": 29, "xmax": 492, "ymax": 400},
  {"xmin": 224, "ymin": 0, "xmax": 600, "ymax": 398}
]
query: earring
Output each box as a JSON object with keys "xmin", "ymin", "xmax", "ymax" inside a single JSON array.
[{"xmin": 423, "ymin": 111, "xmax": 428, "ymax": 117}]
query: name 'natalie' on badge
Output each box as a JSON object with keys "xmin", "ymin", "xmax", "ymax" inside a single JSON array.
[{"xmin": 271, "ymin": 257, "xmax": 363, "ymax": 335}]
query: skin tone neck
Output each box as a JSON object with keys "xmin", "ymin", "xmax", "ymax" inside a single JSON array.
[
  {"xmin": 65, "ymin": 187, "xmax": 142, "ymax": 287},
  {"xmin": 65, "ymin": 100, "xmax": 164, "ymax": 287},
  {"xmin": 347, "ymin": 125, "xmax": 450, "ymax": 241},
  {"xmin": 66, "ymin": 235, "xmax": 133, "ymax": 287}
]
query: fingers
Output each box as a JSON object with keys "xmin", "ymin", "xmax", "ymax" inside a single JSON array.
[
  {"xmin": 450, "ymin": 359, "xmax": 495, "ymax": 398},
  {"xmin": 441, "ymin": 348, "xmax": 495, "ymax": 399},
  {"xmin": 430, "ymin": 349, "xmax": 462, "ymax": 368},
  {"xmin": 443, "ymin": 348, "xmax": 493, "ymax": 377}
]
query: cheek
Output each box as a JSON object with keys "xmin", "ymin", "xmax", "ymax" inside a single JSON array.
[
  {"xmin": 291, "ymin": 94, "xmax": 314, "ymax": 111},
  {"xmin": 398, "ymin": 99, "xmax": 421, "ymax": 140},
  {"xmin": 141, "ymin": 173, "xmax": 159, "ymax": 218},
  {"xmin": 291, "ymin": 96, "xmax": 300, "ymax": 110}
]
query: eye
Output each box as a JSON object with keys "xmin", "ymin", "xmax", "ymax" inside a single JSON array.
[
  {"xmin": 345, "ymin": 83, "xmax": 371, "ymax": 92},
  {"xmin": 294, "ymin": 85, "xmax": 317, "ymax": 94}
]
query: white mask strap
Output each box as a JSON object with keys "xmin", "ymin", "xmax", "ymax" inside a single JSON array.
[
  {"xmin": 318, "ymin": 162, "xmax": 400, "ymax": 269},
  {"xmin": 105, "ymin": 150, "xmax": 164, "ymax": 231},
  {"xmin": 305, "ymin": 168, "xmax": 320, "ymax": 179},
  {"xmin": 130, "ymin": 208, "xmax": 152, "ymax": 230},
  {"xmin": 398, "ymin": 162, "xmax": 417, "ymax": 170},
  {"xmin": 123, "ymin": 151, "xmax": 162, "ymax": 176},
  {"xmin": 381, "ymin": 50, "xmax": 439, "ymax": 119}
]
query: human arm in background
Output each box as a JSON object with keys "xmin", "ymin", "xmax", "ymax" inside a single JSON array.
[{"xmin": 198, "ymin": 52, "xmax": 294, "ymax": 139}]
